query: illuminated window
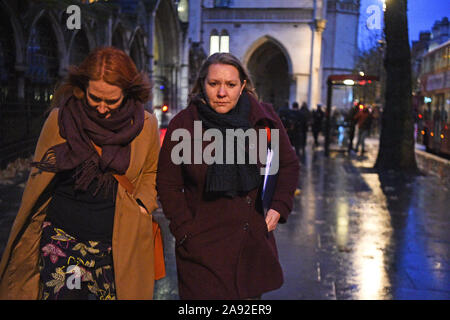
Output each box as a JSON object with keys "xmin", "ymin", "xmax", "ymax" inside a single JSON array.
[
  {"xmin": 209, "ymin": 30, "xmax": 229, "ymax": 55},
  {"xmin": 220, "ymin": 30, "xmax": 229, "ymax": 53},
  {"xmin": 210, "ymin": 30, "xmax": 220, "ymax": 55},
  {"xmin": 177, "ymin": 0, "xmax": 189, "ymax": 23}
]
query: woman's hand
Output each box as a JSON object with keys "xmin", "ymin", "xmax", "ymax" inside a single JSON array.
[
  {"xmin": 139, "ymin": 205, "xmax": 149, "ymax": 216},
  {"xmin": 265, "ymin": 209, "xmax": 281, "ymax": 232}
]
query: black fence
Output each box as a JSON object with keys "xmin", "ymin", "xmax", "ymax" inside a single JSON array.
[{"xmin": 0, "ymin": 100, "xmax": 48, "ymax": 168}]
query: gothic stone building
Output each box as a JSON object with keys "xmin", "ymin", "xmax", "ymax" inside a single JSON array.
[
  {"xmin": 188, "ymin": 0, "xmax": 360, "ymax": 110},
  {"xmin": 0, "ymin": 0, "xmax": 183, "ymax": 166},
  {"xmin": 0, "ymin": 0, "xmax": 360, "ymax": 166}
]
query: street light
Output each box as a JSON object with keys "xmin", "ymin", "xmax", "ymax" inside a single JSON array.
[{"xmin": 343, "ymin": 79, "xmax": 355, "ymax": 86}]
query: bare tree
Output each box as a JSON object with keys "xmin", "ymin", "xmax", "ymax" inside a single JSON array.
[{"xmin": 375, "ymin": 0, "xmax": 418, "ymax": 172}]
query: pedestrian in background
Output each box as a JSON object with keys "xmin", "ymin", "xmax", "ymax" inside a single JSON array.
[
  {"xmin": 292, "ymin": 102, "xmax": 310, "ymax": 155},
  {"xmin": 0, "ymin": 47, "xmax": 161, "ymax": 300},
  {"xmin": 278, "ymin": 102, "xmax": 295, "ymax": 147},
  {"xmin": 156, "ymin": 52, "xmax": 300, "ymax": 299},
  {"xmin": 354, "ymin": 106, "xmax": 373, "ymax": 156},
  {"xmin": 346, "ymin": 102, "xmax": 360, "ymax": 152},
  {"xmin": 290, "ymin": 102, "xmax": 301, "ymax": 154},
  {"xmin": 311, "ymin": 104, "xmax": 325, "ymax": 147}
]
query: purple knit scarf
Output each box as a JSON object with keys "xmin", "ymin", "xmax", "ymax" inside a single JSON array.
[{"xmin": 32, "ymin": 96, "xmax": 145, "ymax": 195}]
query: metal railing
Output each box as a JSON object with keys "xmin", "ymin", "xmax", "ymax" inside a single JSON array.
[{"xmin": 0, "ymin": 100, "xmax": 48, "ymax": 168}]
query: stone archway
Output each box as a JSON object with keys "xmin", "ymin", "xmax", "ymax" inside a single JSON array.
[
  {"xmin": 246, "ymin": 39, "xmax": 290, "ymax": 110},
  {"xmin": 129, "ymin": 29, "xmax": 145, "ymax": 72},
  {"xmin": 112, "ymin": 24, "xmax": 126, "ymax": 51},
  {"xmin": 153, "ymin": 0, "xmax": 181, "ymax": 112}
]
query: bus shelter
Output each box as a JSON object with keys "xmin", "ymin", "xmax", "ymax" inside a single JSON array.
[{"xmin": 324, "ymin": 74, "xmax": 379, "ymax": 157}]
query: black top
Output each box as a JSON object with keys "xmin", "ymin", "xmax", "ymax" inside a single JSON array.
[{"xmin": 46, "ymin": 169, "xmax": 117, "ymax": 242}]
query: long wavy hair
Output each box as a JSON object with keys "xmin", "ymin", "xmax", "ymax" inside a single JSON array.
[
  {"xmin": 51, "ymin": 46, "xmax": 152, "ymax": 108},
  {"xmin": 188, "ymin": 52, "xmax": 258, "ymax": 105}
]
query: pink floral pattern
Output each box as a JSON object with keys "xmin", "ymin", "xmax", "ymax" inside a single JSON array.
[
  {"xmin": 40, "ymin": 220, "xmax": 116, "ymax": 300},
  {"xmin": 41, "ymin": 243, "xmax": 67, "ymax": 264}
]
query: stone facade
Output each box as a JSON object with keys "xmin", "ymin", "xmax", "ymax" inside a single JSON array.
[
  {"xmin": 188, "ymin": 0, "xmax": 360, "ymax": 110},
  {"xmin": 0, "ymin": 0, "xmax": 182, "ymax": 166},
  {"xmin": 0, "ymin": 0, "xmax": 361, "ymax": 166}
]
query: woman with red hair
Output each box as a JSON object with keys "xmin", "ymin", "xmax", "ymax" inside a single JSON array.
[{"xmin": 0, "ymin": 47, "xmax": 160, "ymax": 300}]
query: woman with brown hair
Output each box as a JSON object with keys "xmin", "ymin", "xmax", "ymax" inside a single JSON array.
[
  {"xmin": 157, "ymin": 52, "xmax": 299, "ymax": 299},
  {"xmin": 0, "ymin": 47, "xmax": 161, "ymax": 300}
]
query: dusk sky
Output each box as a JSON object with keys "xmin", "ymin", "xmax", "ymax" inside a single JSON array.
[{"xmin": 358, "ymin": 0, "xmax": 449, "ymax": 50}]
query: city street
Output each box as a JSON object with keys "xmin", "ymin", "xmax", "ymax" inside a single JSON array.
[
  {"xmin": 0, "ymin": 0, "xmax": 448, "ymax": 303},
  {"xmin": 0, "ymin": 137, "xmax": 449, "ymax": 300}
]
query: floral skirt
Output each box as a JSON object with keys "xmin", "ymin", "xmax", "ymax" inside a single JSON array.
[{"xmin": 39, "ymin": 220, "xmax": 116, "ymax": 300}]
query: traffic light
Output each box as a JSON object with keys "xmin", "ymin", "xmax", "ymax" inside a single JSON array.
[{"xmin": 162, "ymin": 105, "xmax": 169, "ymax": 113}]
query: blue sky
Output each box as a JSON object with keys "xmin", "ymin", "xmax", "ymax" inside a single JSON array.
[{"xmin": 358, "ymin": 0, "xmax": 449, "ymax": 50}]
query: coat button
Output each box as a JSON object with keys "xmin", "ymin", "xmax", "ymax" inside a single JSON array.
[
  {"xmin": 243, "ymin": 222, "xmax": 249, "ymax": 231},
  {"xmin": 246, "ymin": 196, "xmax": 252, "ymax": 205}
]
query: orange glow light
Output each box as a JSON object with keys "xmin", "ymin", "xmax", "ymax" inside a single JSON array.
[{"xmin": 162, "ymin": 105, "xmax": 168, "ymax": 112}]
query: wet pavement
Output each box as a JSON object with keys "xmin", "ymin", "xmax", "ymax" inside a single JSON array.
[
  {"xmin": 0, "ymin": 137, "xmax": 449, "ymax": 300},
  {"xmin": 155, "ymin": 137, "xmax": 450, "ymax": 300},
  {"xmin": 262, "ymin": 138, "xmax": 449, "ymax": 300}
]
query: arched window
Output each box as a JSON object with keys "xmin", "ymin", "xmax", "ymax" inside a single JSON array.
[
  {"xmin": 209, "ymin": 29, "xmax": 229, "ymax": 55},
  {"xmin": 70, "ymin": 30, "xmax": 89, "ymax": 66},
  {"xmin": 220, "ymin": 30, "xmax": 229, "ymax": 53},
  {"xmin": 209, "ymin": 29, "xmax": 219, "ymax": 55},
  {"xmin": 112, "ymin": 28, "xmax": 125, "ymax": 50},
  {"xmin": 26, "ymin": 18, "xmax": 59, "ymax": 103},
  {"xmin": 130, "ymin": 36, "xmax": 143, "ymax": 71},
  {"xmin": 177, "ymin": 0, "xmax": 189, "ymax": 23}
]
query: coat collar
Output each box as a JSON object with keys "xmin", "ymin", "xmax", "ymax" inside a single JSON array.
[
  {"xmin": 247, "ymin": 94, "xmax": 278, "ymax": 128},
  {"xmin": 186, "ymin": 93, "xmax": 278, "ymax": 128}
]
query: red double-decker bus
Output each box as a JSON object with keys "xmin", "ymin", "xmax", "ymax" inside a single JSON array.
[{"xmin": 418, "ymin": 40, "xmax": 450, "ymax": 156}]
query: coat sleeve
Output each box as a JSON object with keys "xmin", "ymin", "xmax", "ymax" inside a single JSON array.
[
  {"xmin": 134, "ymin": 114, "xmax": 160, "ymax": 215},
  {"xmin": 266, "ymin": 108, "xmax": 300, "ymax": 223},
  {"xmin": 0, "ymin": 108, "xmax": 60, "ymax": 292},
  {"xmin": 156, "ymin": 114, "xmax": 193, "ymax": 241}
]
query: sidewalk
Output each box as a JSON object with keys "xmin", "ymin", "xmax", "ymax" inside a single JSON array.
[
  {"xmin": 263, "ymin": 137, "xmax": 449, "ymax": 299},
  {"xmin": 0, "ymin": 138, "xmax": 448, "ymax": 300}
]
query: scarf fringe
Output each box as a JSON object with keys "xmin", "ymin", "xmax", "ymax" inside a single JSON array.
[
  {"xmin": 31, "ymin": 149, "xmax": 58, "ymax": 172},
  {"xmin": 95, "ymin": 172, "xmax": 117, "ymax": 199},
  {"xmin": 72, "ymin": 158, "xmax": 116, "ymax": 198}
]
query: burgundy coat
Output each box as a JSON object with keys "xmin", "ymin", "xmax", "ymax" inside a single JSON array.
[{"xmin": 156, "ymin": 95, "xmax": 300, "ymax": 299}]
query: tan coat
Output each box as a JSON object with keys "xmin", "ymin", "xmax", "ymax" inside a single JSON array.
[{"xmin": 0, "ymin": 108, "xmax": 160, "ymax": 300}]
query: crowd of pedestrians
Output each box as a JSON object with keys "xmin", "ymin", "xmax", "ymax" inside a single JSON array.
[{"xmin": 279, "ymin": 101, "xmax": 376, "ymax": 157}]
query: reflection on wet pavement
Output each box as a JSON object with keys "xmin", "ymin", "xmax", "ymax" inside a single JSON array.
[
  {"xmin": 153, "ymin": 141, "xmax": 449, "ymax": 300},
  {"xmin": 1, "ymin": 140, "xmax": 448, "ymax": 300},
  {"xmin": 263, "ymin": 141, "xmax": 449, "ymax": 300}
]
